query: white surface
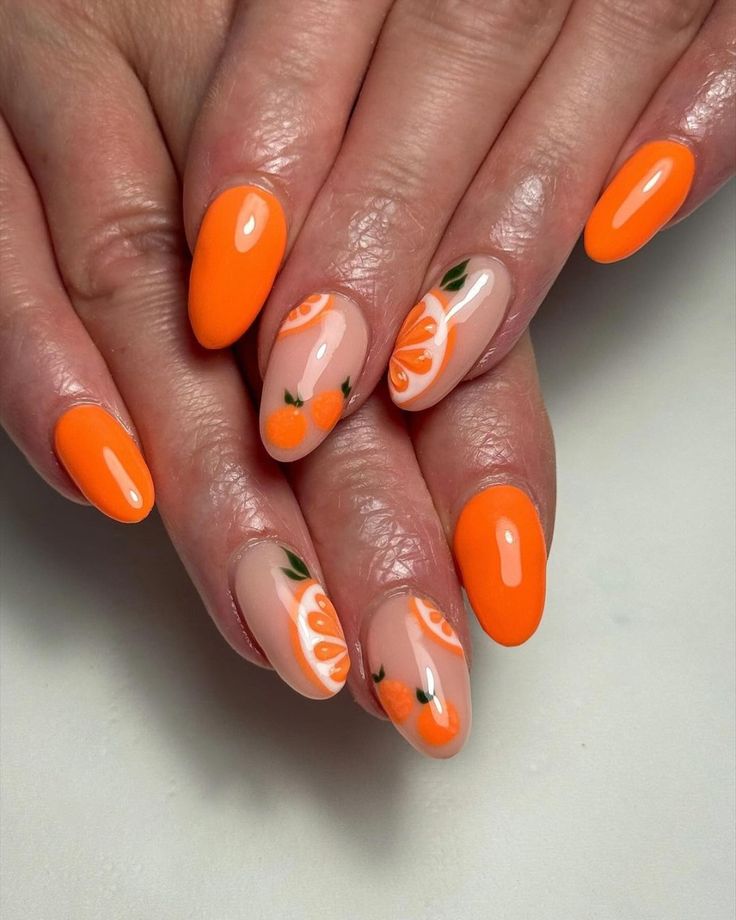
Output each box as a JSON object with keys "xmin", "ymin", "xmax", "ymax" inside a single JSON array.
[{"xmin": 1, "ymin": 186, "xmax": 735, "ymax": 920}]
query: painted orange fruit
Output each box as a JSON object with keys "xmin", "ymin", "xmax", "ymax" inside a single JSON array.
[
  {"xmin": 264, "ymin": 405, "xmax": 307, "ymax": 450},
  {"xmin": 375, "ymin": 676, "xmax": 414, "ymax": 724},
  {"xmin": 416, "ymin": 697, "xmax": 460, "ymax": 746},
  {"xmin": 311, "ymin": 390, "xmax": 343, "ymax": 431},
  {"xmin": 409, "ymin": 596, "xmax": 464, "ymax": 657},
  {"xmin": 285, "ymin": 552, "xmax": 349, "ymax": 695},
  {"xmin": 310, "ymin": 377, "xmax": 351, "ymax": 432},
  {"xmin": 277, "ymin": 293, "xmax": 334, "ymax": 339}
]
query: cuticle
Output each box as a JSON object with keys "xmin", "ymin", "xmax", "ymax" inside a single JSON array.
[{"xmin": 450, "ymin": 476, "xmax": 544, "ymax": 536}]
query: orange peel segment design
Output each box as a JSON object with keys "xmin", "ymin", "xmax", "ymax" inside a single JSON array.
[
  {"xmin": 389, "ymin": 289, "xmax": 455, "ymax": 406},
  {"xmin": 289, "ymin": 579, "xmax": 349, "ymax": 695},
  {"xmin": 277, "ymin": 293, "xmax": 334, "ymax": 339},
  {"xmin": 409, "ymin": 596, "xmax": 464, "ymax": 657}
]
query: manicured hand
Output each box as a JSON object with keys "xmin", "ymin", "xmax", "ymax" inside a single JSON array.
[
  {"xmin": 0, "ymin": 0, "xmax": 556, "ymax": 758},
  {"xmin": 181, "ymin": 0, "xmax": 733, "ymax": 459}
]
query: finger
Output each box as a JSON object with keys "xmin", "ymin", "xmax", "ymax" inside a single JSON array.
[
  {"xmin": 0, "ymin": 116, "xmax": 153, "ymax": 522},
  {"xmin": 411, "ymin": 334, "xmax": 556, "ymax": 648},
  {"xmin": 0, "ymin": 29, "xmax": 349, "ymax": 699},
  {"xmin": 257, "ymin": 0, "xmax": 574, "ymax": 460},
  {"xmin": 386, "ymin": 0, "xmax": 715, "ymax": 410},
  {"xmin": 585, "ymin": 0, "xmax": 735, "ymax": 261},
  {"xmin": 183, "ymin": 0, "xmax": 393, "ymax": 348},
  {"xmin": 290, "ymin": 391, "xmax": 471, "ymax": 759}
]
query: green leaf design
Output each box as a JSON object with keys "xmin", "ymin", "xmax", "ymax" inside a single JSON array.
[
  {"xmin": 440, "ymin": 259, "xmax": 469, "ymax": 290},
  {"xmin": 284, "ymin": 389, "xmax": 304, "ymax": 408},
  {"xmin": 341, "ymin": 377, "xmax": 352, "ymax": 399},
  {"xmin": 283, "ymin": 549, "xmax": 309, "ymax": 577},
  {"xmin": 281, "ymin": 567, "xmax": 308, "ymax": 581},
  {"xmin": 372, "ymin": 665, "xmax": 386, "ymax": 684},
  {"xmin": 416, "ymin": 688, "xmax": 433, "ymax": 705},
  {"xmin": 442, "ymin": 275, "xmax": 467, "ymax": 293}
]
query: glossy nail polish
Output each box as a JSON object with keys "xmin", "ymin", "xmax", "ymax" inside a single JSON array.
[
  {"xmin": 585, "ymin": 140, "xmax": 695, "ymax": 263},
  {"xmin": 453, "ymin": 485, "xmax": 546, "ymax": 647},
  {"xmin": 388, "ymin": 256, "xmax": 512, "ymax": 411},
  {"xmin": 54, "ymin": 405, "xmax": 154, "ymax": 524},
  {"xmin": 364, "ymin": 593, "xmax": 471, "ymax": 758},
  {"xmin": 233, "ymin": 541, "xmax": 349, "ymax": 699},
  {"xmin": 189, "ymin": 185, "xmax": 287, "ymax": 349},
  {"xmin": 260, "ymin": 293, "xmax": 368, "ymax": 461}
]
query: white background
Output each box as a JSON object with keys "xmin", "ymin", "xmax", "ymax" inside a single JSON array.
[{"xmin": 1, "ymin": 185, "xmax": 734, "ymax": 920}]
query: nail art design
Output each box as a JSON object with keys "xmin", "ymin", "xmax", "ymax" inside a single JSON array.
[
  {"xmin": 233, "ymin": 542, "xmax": 349, "ymax": 699},
  {"xmin": 388, "ymin": 256, "xmax": 512, "ymax": 411},
  {"xmin": 189, "ymin": 185, "xmax": 287, "ymax": 349},
  {"xmin": 585, "ymin": 139, "xmax": 695, "ymax": 263},
  {"xmin": 453, "ymin": 485, "xmax": 546, "ymax": 647},
  {"xmin": 365, "ymin": 594, "xmax": 470, "ymax": 758},
  {"xmin": 260, "ymin": 293, "xmax": 368, "ymax": 461},
  {"xmin": 54, "ymin": 404, "xmax": 154, "ymax": 524}
]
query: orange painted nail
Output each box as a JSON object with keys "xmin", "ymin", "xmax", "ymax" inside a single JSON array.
[
  {"xmin": 54, "ymin": 405, "xmax": 154, "ymax": 524},
  {"xmin": 585, "ymin": 140, "xmax": 695, "ymax": 263},
  {"xmin": 189, "ymin": 185, "xmax": 287, "ymax": 349},
  {"xmin": 453, "ymin": 485, "xmax": 546, "ymax": 647}
]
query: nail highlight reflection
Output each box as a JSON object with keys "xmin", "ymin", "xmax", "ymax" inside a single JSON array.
[{"xmin": 365, "ymin": 594, "xmax": 471, "ymax": 758}]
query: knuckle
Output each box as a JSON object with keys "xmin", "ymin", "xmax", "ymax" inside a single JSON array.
[
  {"xmin": 321, "ymin": 166, "xmax": 434, "ymax": 290},
  {"xmin": 66, "ymin": 196, "xmax": 184, "ymax": 308},
  {"xmin": 308, "ymin": 409, "xmax": 432, "ymax": 584},
  {"xmin": 399, "ymin": 0, "xmax": 565, "ymax": 56},
  {"xmin": 598, "ymin": 0, "xmax": 707, "ymax": 44}
]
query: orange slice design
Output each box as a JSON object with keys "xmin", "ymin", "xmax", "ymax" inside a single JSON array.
[
  {"xmin": 289, "ymin": 579, "xmax": 349, "ymax": 694},
  {"xmin": 277, "ymin": 293, "xmax": 334, "ymax": 339},
  {"xmin": 409, "ymin": 596, "xmax": 464, "ymax": 657},
  {"xmin": 389, "ymin": 289, "xmax": 455, "ymax": 405}
]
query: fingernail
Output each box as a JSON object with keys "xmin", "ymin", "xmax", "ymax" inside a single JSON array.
[
  {"xmin": 364, "ymin": 593, "xmax": 471, "ymax": 758},
  {"xmin": 233, "ymin": 541, "xmax": 350, "ymax": 699},
  {"xmin": 585, "ymin": 140, "xmax": 695, "ymax": 263},
  {"xmin": 260, "ymin": 293, "xmax": 368, "ymax": 461},
  {"xmin": 453, "ymin": 485, "xmax": 546, "ymax": 647},
  {"xmin": 53, "ymin": 405, "xmax": 154, "ymax": 524},
  {"xmin": 189, "ymin": 185, "xmax": 287, "ymax": 348},
  {"xmin": 388, "ymin": 256, "xmax": 512, "ymax": 411}
]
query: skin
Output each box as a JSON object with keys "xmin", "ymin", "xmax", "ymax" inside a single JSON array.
[{"xmin": 0, "ymin": 0, "xmax": 731, "ymax": 743}]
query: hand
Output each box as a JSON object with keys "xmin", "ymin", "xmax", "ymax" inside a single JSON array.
[
  {"xmin": 179, "ymin": 0, "xmax": 734, "ymax": 460},
  {"xmin": 0, "ymin": 0, "xmax": 556, "ymax": 758}
]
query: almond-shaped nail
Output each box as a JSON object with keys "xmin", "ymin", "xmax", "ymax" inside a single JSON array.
[
  {"xmin": 189, "ymin": 185, "xmax": 287, "ymax": 349},
  {"xmin": 365, "ymin": 594, "xmax": 471, "ymax": 758},
  {"xmin": 260, "ymin": 293, "xmax": 368, "ymax": 461},
  {"xmin": 54, "ymin": 405, "xmax": 154, "ymax": 524},
  {"xmin": 388, "ymin": 256, "xmax": 512, "ymax": 411},
  {"xmin": 585, "ymin": 140, "xmax": 695, "ymax": 263},
  {"xmin": 453, "ymin": 485, "xmax": 546, "ymax": 647},
  {"xmin": 233, "ymin": 541, "xmax": 349, "ymax": 699}
]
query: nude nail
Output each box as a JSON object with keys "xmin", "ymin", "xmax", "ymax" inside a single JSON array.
[
  {"xmin": 388, "ymin": 256, "xmax": 512, "ymax": 411},
  {"xmin": 364, "ymin": 593, "xmax": 471, "ymax": 758},
  {"xmin": 233, "ymin": 541, "xmax": 350, "ymax": 699},
  {"xmin": 260, "ymin": 293, "xmax": 368, "ymax": 461}
]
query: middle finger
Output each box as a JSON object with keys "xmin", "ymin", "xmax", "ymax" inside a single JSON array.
[{"xmin": 257, "ymin": 0, "xmax": 573, "ymax": 461}]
